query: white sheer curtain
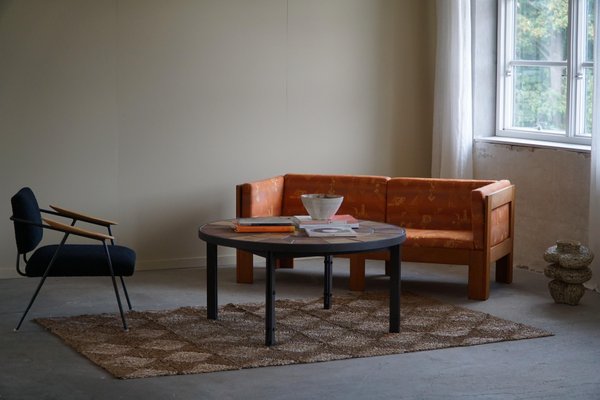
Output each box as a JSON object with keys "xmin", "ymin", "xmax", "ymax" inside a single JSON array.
[
  {"xmin": 587, "ymin": 1, "xmax": 600, "ymax": 292},
  {"xmin": 431, "ymin": 0, "xmax": 473, "ymax": 179}
]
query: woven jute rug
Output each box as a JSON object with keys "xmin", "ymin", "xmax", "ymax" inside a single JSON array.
[{"xmin": 35, "ymin": 292, "xmax": 551, "ymax": 379}]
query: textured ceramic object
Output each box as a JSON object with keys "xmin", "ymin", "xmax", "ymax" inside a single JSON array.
[
  {"xmin": 543, "ymin": 240, "xmax": 594, "ymax": 305},
  {"xmin": 301, "ymin": 194, "xmax": 343, "ymax": 220}
]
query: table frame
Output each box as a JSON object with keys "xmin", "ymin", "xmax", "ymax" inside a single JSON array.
[{"xmin": 199, "ymin": 220, "xmax": 405, "ymax": 346}]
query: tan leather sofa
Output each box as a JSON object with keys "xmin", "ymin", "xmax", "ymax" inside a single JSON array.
[{"xmin": 236, "ymin": 173, "xmax": 515, "ymax": 300}]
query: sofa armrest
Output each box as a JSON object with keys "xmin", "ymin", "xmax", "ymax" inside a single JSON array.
[
  {"xmin": 486, "ymin": 184, "xmax": 515, "ymax": 248},
  {"xmin": 471, "ymin": 180, "xmax": 515, "ymax": 249},
  {"xmin": 236, "ymin": 176, "xmax": 285, "ymax": 218}
]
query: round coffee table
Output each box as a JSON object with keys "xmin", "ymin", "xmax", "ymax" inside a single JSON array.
[{"xmin": 198, "ymin": 219, "xmax": 406, "ymax": 346}]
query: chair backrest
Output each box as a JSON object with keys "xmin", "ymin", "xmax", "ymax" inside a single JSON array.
[{"xmin": 11, "ymin": 187, "xmax": 43, "ymax": 254}]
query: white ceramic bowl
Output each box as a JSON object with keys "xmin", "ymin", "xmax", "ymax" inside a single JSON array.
[{"xmin": 300, "ymin": 194, "xmax": 344, "ymax": 220}]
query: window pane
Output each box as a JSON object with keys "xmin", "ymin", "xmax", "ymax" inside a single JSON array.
[
  {"xmin": 586, "ymin": 0, "xmax": 596, "ymax": 62},
  {"xmin": 512, "ymin": 66, "xmax": 567, "ymax": 132},
  {"xmin": 515, "ymin": 0, "xmax": 568, "ymax": 61},
  {"xmin": 584, "ymin": 67, "xmax": 594, "ymax": 136}
]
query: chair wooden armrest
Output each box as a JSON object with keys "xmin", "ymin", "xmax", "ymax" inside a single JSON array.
[
  {"xmin": 49, "ymin": 205, "xmax": 118, "ymax": 227},
  {"xmin": 43, "ymin": 218, "xmax": 114, "ymax": 241}
]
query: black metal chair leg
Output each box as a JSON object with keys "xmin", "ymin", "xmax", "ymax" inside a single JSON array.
[
  {"xmin": 110, "ymin": 232, "xmax": 132, "ymax": 311},
  {"xmin": 103, "ymin": 243, "xmax": 128, "ymax": 331},
  {"xmin": 15, "ymin": 275, "xmax": 48, "ymax": 331},
  {"xmin": 15, "ymin": 235, "xmax": 69, "ymax": 331},
  {"xmin": 119, "ymin": 276, "xmax": 132, "ymax": 310}
]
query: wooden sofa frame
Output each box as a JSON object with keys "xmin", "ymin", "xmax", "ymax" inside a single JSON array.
[{"xmin": 235, "ymin": 174, "xmax": 515, "ymax": 300}]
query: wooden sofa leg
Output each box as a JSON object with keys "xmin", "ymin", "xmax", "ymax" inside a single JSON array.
[
  {"xmin": 236, "ymin": 250, "xmax": 254, "ymax": 283},
  {"xmin": 384, "ymin": 260, "xmax": 391, "ymax": 276},
  {"xmin": 349, "ymin": 254, "xmax": 366, "ymax": 291},
  {"xmin": 468, "ymin": 252, "xmax": 490, "ymax": 300},
  {"xmin": 495, "ymin": 253, "xmax": 513, "ymax": 284},
  {"xmin": 277, "ymin": 257, "xmax": 294, "ymax": 269}
]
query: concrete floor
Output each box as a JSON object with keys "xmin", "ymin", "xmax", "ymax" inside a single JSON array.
[{"xmin": 1, "ymin": 259, "xmax": 599, "ymax": 400}]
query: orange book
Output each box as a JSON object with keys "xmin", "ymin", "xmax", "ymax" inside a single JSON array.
[{"xmin": 233, "ymin": 224, "xmax": 296, "ymax": 233}]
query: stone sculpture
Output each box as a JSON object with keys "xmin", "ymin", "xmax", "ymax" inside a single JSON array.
[{"xmin": 544, "ymin": 240, "xmax": 594, "ymax": 305}]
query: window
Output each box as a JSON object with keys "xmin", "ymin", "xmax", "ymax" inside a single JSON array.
[{"xmin": 497, "ymin": 0, "xmax": 596, "ymax": 145}]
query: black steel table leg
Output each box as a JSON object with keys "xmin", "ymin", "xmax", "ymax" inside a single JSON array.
[
  {"xmin": 265, "ymin": 252, "xmax": 276, "ymax": 346},
  {"xmin": 198, "ymin": 220, "xmax": 405, "ymax": 346},
  {"xmin": 389, "ymin": 244, "xmax": 401, "ymax": 332},
  {"xmin": 207, "ymin": 243, "xmax": 218, "ymax": 320},
  {"xmin": 324, "ymin": 255, "xmax": 332, "ymax": 309}
]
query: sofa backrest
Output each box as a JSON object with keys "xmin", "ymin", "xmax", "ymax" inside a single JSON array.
[
  {"xmin": 282, "ymin": 174, "xmax": 389, "ymax": 222},
  {"xmin": 237, "ymin": 175, "xmax": 285, "ymax": 217},
  {"xmin": 386, "ymin": 178, "xmax": 496, "ymax": 230}
]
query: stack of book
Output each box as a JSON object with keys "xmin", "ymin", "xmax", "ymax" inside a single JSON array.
[
  {"xmin": 233, "ymin": 217, "xmax": 295, "ymax": 233},
  {"xmin": 232, "ymin": 215, "xmax": 360, "ymax": 237}
]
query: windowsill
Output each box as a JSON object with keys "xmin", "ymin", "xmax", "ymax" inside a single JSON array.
[{"xmin": 475, "ymin": 136, "xmax": 591, "ymax": 154}]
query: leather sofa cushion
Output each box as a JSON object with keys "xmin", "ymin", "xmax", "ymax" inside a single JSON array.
[{"xmin": 405, "ymin": 228, "xmax": 474, "ymax": 249}]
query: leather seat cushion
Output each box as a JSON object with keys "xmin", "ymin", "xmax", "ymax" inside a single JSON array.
[{"xmin": 404, "ymin": 228, "xmax": 474, "ymax": 249}]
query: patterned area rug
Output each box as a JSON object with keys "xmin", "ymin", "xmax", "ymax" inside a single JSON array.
[{"xmin": 36, "ymin": 292, "xmax": 551, "ymax": 379}]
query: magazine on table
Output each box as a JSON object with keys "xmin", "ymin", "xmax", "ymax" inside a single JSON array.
[{"xmin": 303, "ymin": 225, "xmax": 358, "ymax": 237}]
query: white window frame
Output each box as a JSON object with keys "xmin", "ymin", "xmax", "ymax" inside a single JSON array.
[{"xmin": 496, "ymin": 0, "xmax": 595, "ymax": 146}]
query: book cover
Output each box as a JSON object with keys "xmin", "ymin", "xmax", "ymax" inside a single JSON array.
[
  {"xmin": 237, "ymin": 217, "xmax": 294, "ymax": 226},
  {"xmin": 292, "ymin": 214, "xmax": 359, "ymax": 228},
  {"xmin": 331, "ymin": 214, "xmax": 359, "ymax": 227},
  {"xmin": 233, "ymin": 224, "xmax": 296, "ymax": 233}
]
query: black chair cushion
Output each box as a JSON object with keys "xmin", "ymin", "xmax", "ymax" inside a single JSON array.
[
  {"xmin": 11, "ymin": 187, "xmax": 43, "ymax": 254},
  {"xmin": 26, "ymin": 244, "xmax": 136, "ymax": 277}
]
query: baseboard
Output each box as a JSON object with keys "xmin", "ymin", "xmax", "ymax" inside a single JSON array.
[
  {"xmin": 0, "ymin": 269, "xmax": 20, "ymax": 279},
  {"xmin": 135, "ymin": 254, "xmax": 237, "ymax": 271}
]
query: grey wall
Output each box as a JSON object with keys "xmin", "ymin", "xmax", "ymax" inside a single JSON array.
[
  {"xmin": 474, "ymin": 142, "xmax": 591, "ymax": 272},
  {"xmin": 0, "ymin": 0, "xmax": 436, "ymax": 277}
]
